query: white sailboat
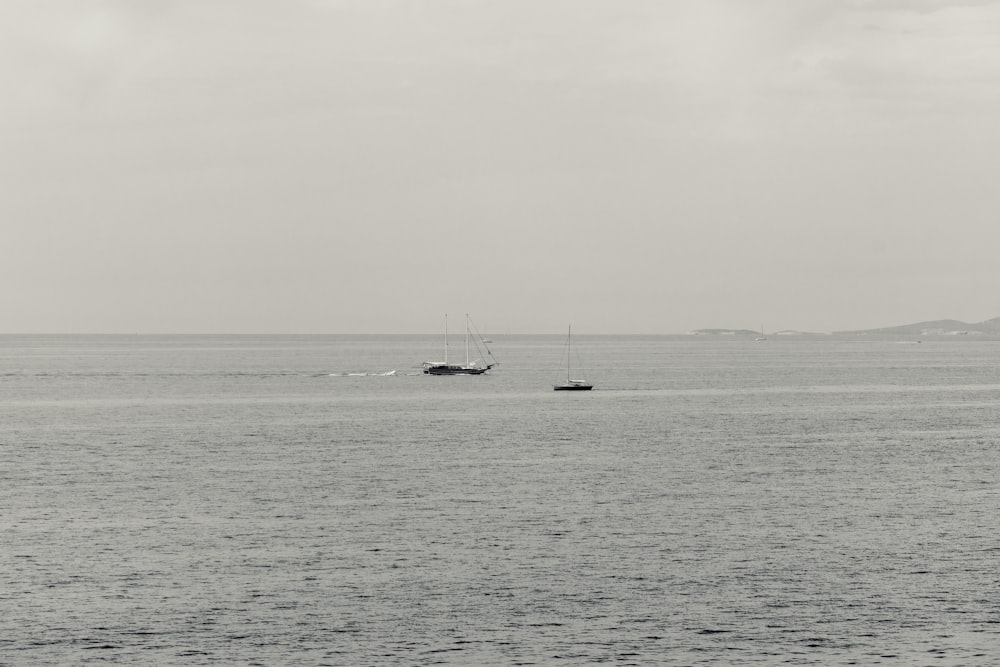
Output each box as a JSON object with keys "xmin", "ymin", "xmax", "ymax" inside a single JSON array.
[
  {"xmin": 423, "ymin": 314, "xmax": 498, "ymax": 375},
  {"xmin": 554, "ymin": 325, "xmax": 593, "ymax": 391}
]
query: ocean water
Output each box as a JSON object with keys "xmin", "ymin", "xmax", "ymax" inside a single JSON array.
[{"xmin": 3, "ymin": 334, "xmax": 1000, "ymax": 665}]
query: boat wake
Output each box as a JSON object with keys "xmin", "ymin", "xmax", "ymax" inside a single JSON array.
[{"xmin": 326, "ymin": 370, "xmax": 398, "ymax": 377}]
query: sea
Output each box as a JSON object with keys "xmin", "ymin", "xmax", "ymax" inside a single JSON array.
[{"xmin": 3, "ymin": 333, "xmax": 1000, "ymax": 666}]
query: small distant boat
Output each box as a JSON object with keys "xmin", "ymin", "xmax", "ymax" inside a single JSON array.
[
  {"xmin": 554, "ymin": 325, "xmax": 593, "ymax": 391},
  {"xmin": 755, "ymin": 325, "xmax": 767, "ymax": 342},
  {"xmin": 423, "ymin": 314, "xmax": 498, "ymax": 375}
]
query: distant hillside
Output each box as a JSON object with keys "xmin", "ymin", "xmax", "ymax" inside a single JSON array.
[{"xmin": 837, "ymin": 317, "xmax": 1000, "ymax": 336}]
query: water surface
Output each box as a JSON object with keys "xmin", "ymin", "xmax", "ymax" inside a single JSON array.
[{"xmin": 3, "ymin": 334, "xmax": 999, "ymax": 665}]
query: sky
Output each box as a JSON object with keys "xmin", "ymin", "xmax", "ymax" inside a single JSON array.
[{"xmin": 4, "ymin": 0, "xmax": 1000, "ymax": 334}]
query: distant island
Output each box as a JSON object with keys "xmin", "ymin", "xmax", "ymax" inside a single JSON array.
[
  {"xmin": 688, "ymin": 317, "xmax": 1000, "ymax": 337},
  {"xmin": 836, "ymin": 317, "xmax": 1000, "ymax": 336},
  {"xmin": 688, "ymin": 328, "xmax": 760, "ymax": 336},
  {"xmin": 687, "ymin": 328, "xmax": 825, "ymax": 336}
]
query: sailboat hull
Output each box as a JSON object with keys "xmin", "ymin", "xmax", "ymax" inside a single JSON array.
[
  {"xmin": 553, "ymin": 382, "xmax": 593, "ymax": 391},
  {"xmin": 424, "ymin": 364, "xmax": 491, "ymax": 375}
]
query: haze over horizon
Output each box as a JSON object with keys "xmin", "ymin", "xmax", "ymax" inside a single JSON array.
[{"xmin": 5, "ymin": 1, "xmax": 1000, "ymax": 335}]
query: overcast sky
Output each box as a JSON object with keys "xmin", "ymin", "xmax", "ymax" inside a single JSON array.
[{"xmin": 4, "ymin": 0, "xmax": 1000, "ymax": 334}]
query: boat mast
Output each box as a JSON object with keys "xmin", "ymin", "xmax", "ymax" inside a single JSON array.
[
  {"xmin": 465, "ymin": 314, "xmax": 471, "ymax": 366},
  {"xmin": 567, "ymin": 324, "xmax": 572, "ymax": 382},
  {"xmin": 444, "ymin": 314, "xmax": 449, "ymax": 364}
]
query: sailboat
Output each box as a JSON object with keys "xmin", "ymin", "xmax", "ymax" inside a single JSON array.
[
  {"xmin": 423, "ymin": 314, "xmax": 498, "ymax": 375},
  {"xmin": 553, "ymin": 325, "xmax": 593, "ymax": 391},
  {"xmin": 755, "ymin": 325, "xmax": 767, "ymax": 342}
]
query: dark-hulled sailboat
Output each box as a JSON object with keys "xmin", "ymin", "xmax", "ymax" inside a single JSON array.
[
  {"xmin": 423, "ymin": 314, "xmax": 498, "ymax": 375},
  {"xmin": 553, "ymin": 324, "xmax": 593, "ymax": 391}
]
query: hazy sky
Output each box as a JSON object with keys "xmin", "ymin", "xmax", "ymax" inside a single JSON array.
[{"xmin": 4, "ymin": 0, "xmax": 1000, "ymax": 334}]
